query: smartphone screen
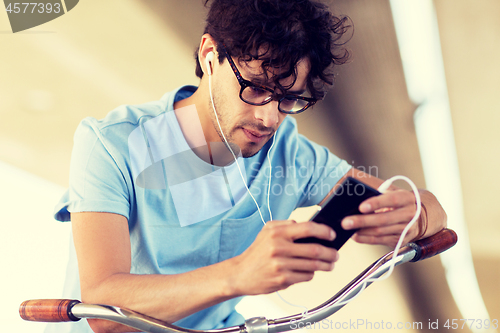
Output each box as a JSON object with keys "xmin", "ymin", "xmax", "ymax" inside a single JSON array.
[{"xmin": 295, "ymin": 177, "xmax": 381, "ymax": 250}]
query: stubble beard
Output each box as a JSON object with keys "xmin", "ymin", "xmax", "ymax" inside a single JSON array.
[{"xmin": 208, "ymin": 89, "xmax": 264, "ymax": 158}]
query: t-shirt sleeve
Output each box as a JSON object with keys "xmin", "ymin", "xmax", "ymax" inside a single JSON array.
[
  {"xmin": 54, "ymin": 119, "xmax": 130, "ymax": 222},
  {"xmin": 294, "ymin": 133, "xmax": 352, "ymax": 208}
]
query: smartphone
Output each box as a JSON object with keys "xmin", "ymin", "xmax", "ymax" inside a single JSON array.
[{"xmin": 295, "ymin": 177, "xmax": 381, "ymax": 250}]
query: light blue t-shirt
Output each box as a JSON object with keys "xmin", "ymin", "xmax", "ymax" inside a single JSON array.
[{"xmin": 51, "ymin": 85, "xmax": 351, "ymax": 332}]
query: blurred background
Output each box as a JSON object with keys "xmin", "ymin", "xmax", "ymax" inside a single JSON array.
[{"xmin": 1, "ymin": 0, "xmax": 499, "ymax": 332}]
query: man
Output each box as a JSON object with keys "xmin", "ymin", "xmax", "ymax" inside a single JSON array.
[{"xmin": 51, "ymin": 1, "xmax": 447, "ymax": 332}]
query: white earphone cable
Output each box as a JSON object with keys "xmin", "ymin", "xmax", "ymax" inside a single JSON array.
[
  {"xmin": 208, "ymin": 72, "xmax": 271, "ymax": 225},
  {"xmin": 208, "ymin": 68, "xmax": 307, "ymax": 315}
]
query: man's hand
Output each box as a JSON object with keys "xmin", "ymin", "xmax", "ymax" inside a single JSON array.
[
  {"xmin": 330, "ymin": 168, "xmax": 447, "ymax": 248},
  {"xmin": 227, "ymin": 220, "xmax": 339, "ymax": 296},
  {"xmin": 341, "ymin": 189, "xmax": 419, "ymax": 247}
]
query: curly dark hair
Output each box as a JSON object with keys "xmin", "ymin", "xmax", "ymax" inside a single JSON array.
[{"xmin": 194, "ymin": 0, "xmax": 352, "ymax": 100}]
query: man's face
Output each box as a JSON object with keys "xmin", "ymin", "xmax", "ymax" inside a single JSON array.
[{"xmin": 208, "ymin": 55, "xmax": 311, "ymax": 158}]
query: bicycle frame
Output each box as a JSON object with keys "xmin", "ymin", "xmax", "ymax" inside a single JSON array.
[{"xmin": 20, "ymin": 229, "xmax": 457, "ymax": 333}]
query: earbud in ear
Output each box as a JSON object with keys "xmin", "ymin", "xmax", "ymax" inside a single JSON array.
[{"xmin": 205, "ymin": 51, "xmax": 215, "ymax": 76}]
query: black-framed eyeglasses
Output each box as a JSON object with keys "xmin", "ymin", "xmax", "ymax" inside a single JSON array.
[{"xmin": 221, "ymin": 46, "xmax": 317, "ymax": 114}]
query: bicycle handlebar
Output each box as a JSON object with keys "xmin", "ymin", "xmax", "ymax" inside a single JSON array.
[
  {"xmin": 20, "ymin": 299, "xmax": 81, "ymax": 322},
  {"xmin": 409, "ymin": 228, "xmax": 458, "ymax": 262},
  {"xmin": 20, "ymin": 228, "xmax": 457, "ymax": 333}
]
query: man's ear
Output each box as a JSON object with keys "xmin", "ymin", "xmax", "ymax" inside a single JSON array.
[{"xmin": 198, "ymin": 34, "xmax": 218, "ymax": 76}]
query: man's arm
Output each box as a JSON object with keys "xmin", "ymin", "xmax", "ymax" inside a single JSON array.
[
  {"xmin": 72, "ymin": 212, "xmax": 339, "ymax": 333},
  {"xmin": 72, "ymin": 212, "xmax": 232, "ymax": 332},
  {"xmin": 318, "ymin": 168, "xmax": 447, "ymax": 247}
]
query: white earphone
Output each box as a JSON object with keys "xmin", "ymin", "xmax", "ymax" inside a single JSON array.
[{"xmin": 205, "ymin": 51, "xmax": 214, "ymax": 76}]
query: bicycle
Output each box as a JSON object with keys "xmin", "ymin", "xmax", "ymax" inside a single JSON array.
[{"xmin": 20, "ymin": 229, "xmax": 457, "ymax": 333}]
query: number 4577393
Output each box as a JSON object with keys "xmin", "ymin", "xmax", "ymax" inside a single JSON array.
[
  {"xmin": 444, "ymin": 319, "xmax": 498, "ymax": 330},
  {"xmin": 6, "ymin": 3, "xmax": 61, "ymax": 14}
]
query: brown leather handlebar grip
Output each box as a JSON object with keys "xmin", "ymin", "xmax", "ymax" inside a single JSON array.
[
  {"xmin": 409, "ymin": 228, "xmax": 458, "ymax": 262},
  {"xmin": 20, "ymin": 299, "xmax": 81, "ymax": 322}
]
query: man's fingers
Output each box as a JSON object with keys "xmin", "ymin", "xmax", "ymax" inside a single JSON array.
[
  {"xmin": 286, "ymin": 242, "xmax": 339, "ymax": 262},
  {"xmin": 264, "ymin": 219, "xmax": 297, "ymax": 228},
  {"xmin": 277, "ymin": 257, "xmax": 336, "ymax": 273},
  {"xmin": 286, "ymin": 221, "xmax": 336, "ymax": 241},
  {"xmin": 342, "ymin": 204, "xmax": 416, "ymax": 230},
  {"xmin": 353, "ymin": 229, "xmax": 417, "ymax": 247},
  {"xmin": 354, "ymin": 222, "xmax": 408, "ymax": 237},
  {"xmin": 274, "ymin": 271, "xmax": 316, "ymax": 288},
  {"xmin": 352, "ymin": 233, "xmax": 402, "ymax": 247},
  {"xmin": 264, "ymin": 220, "xmax": 335, "ymax": 242},
  {"xmin": 358, "ymin": 189, "xmax": 415, "ymax": 213},
  {"xmin": 337, "ymin": 189, "xmax": 422, "ymax": 247},
  {"xmin": 353, "ymin": 221, "xmax": 419, "ymax": 246}
]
